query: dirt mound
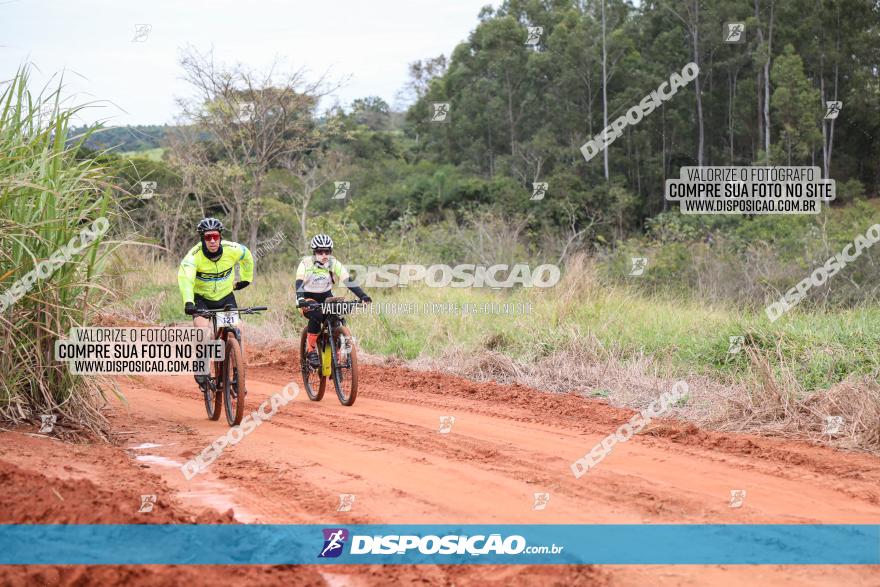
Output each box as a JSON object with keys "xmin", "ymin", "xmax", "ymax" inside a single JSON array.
[{"xmin": 0, "ymin": 459, "xmax": 230, "ymax": 524}]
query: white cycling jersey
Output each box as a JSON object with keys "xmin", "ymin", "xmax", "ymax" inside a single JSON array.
[{"xmin": 295, "ymin": 255, "xmax": 350, "ymax": 294}]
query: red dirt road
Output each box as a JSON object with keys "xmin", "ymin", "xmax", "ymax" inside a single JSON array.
[{"xmin": 2, "ymin": 345, "xmax": 879, "ymax": 585}]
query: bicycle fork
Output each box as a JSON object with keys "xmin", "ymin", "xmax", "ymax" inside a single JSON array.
[{"xmin": 320, "ymin": 338, "xmax": 332, "ymax": 377}]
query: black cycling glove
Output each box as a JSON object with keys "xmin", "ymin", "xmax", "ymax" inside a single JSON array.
[
  {"xmin": 184, "ymin": 302, "xmax": 196, "ymax": 316},
  {"xmin": 234, "ymin": 280, "xmax": 250, "ymax": 291}
]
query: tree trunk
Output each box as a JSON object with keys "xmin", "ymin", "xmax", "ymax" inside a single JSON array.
[
  {"xmin": 247, "ymin": 220, "xmax": 259, "ymax": 253},
  {"xmin": 231, "ymin": 192, "xmax": 243, "ymax": 243},
  {"xmin": 692, "ymin": 0, "xmax": 704, "ymax": 166},
  {"xmin": 662, "ymin": 104, "xmax": 668, "ymax": 211},
  {"xmin": 729, "ymin": 68, "xmax": 739, "ymax": 164},
  {"xmin": 755, "ymin": 0, "xmax": 764, "ymax": 162},
  {"xmin": 587, "ymin": 71, "xmax": 593, "ymax": 138},
  {"xmin": 601, "ymin": 0, "xmax": 609, "ymax": 181},
  {"xmin": 487, "ymin": 125, "xmax": 494, "ymax": 178},
  {"xmin": 827, "ymin": 5, "xmax": 841, "ymax": 178},
  {"xmin": 635, "ymin": 138, "xmax": 642, "ymax": 201},
  {"xmin": 299, "ymin": 198, "xmax": 309, "ymax": 250},
  {"xmin": 756, "ymin": 67, "xmax": 763, "ymax": 161},
  {"xmin": 820, "ymin": 66, "xmax": 829, "ymax": 177},
  {"xmin": 763, "ymin": 0, "xmax": 774, "ymax": 162},
  {"xmin": 505, "ymin": 70, "xmax": 516, "ymax": 157}
]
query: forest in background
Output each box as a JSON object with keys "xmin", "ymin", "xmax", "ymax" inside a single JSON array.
[{"xmin": 75, "ymin": 0, "xmax": 878, "ymax": 311}]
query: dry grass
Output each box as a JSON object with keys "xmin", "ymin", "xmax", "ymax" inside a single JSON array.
[
  {"xmin": 124, "ymin": 291, "xmax": 168, "ymax": 323},
  {"xmin": 708, "ymin": 345, "xmax": 880, "ymax": 452},
  {"xmin": 404, "ymin": 335, "xmax": 880, "ymax": 454}
]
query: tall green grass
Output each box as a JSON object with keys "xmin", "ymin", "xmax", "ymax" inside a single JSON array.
[
  {"xmin": 115, "ymin": 253, "xmax": 880, "ymax": 393},
  {"xmin": 0, "ymin": 67, "xmax": 122, "ymax": 434}
]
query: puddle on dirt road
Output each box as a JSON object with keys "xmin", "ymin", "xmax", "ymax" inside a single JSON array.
[
  {"xmin": 129, "ymin": 442, "xmax": 163, "ymax": 450},
  {"xmin": 135, "ymin": 454, "xmax": 180, "ymax": 467},
  {"xmin": 129, "ymin": 452, "xmax": 259, "ymax": 523},
  {"xmin": 178, "ymin": 480, "xmax": 260, "ymax": 524}
]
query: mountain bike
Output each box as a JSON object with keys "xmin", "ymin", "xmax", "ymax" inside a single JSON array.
[
  {"xmin": 299, "ymin": 297, "xmax": 363, "ymax": 406},
  {"xmin": 194, "ymin": 305, "xmax": 267, "ymax": 425}
]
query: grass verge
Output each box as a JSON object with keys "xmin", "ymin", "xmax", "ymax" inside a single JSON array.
[{"xmin": 0, "ymin": 67, "xmax": 125, "ymax": 437}]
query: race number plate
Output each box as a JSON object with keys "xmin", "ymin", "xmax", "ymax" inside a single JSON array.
[{"xmin": 216, "ymin": 311, "xmax": 239, "ymax": 326}]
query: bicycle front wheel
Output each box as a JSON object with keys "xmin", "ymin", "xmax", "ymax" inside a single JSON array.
[
  {"xmin": 223, "ymin": 333, "xmax": 246, "ymax": 426},
  {"xmin": 330, "ymin": 325, "xmax": 358, "ymax": 406},
  {"xmin": 204, "ymin": 354, "xmax": 223, "ymax": 421},
  {"xmin": 300, "ymin": 327, "xmax": 326, "ymax": 401}
]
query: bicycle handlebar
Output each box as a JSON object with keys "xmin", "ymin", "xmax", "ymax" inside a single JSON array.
[{"xmin": 194, "ymin": 306, "xmax": 268, "ymax": 317}]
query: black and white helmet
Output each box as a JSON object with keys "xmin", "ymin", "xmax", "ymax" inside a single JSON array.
[
  {"xmin": 197, "ymin": 217, "xmax": 224, "ymax": 235},
  {"xmin": 310, "ymin": 233, "xmax": 333, "ymax": 250}
]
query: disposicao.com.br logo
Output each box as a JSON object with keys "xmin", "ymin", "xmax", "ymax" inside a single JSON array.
[
  {"xmin": 319, "ymin": 528, "xmax": 350, "ymax": 558},
  {"xmin": 318, "ymin": 528, "xmax": 564, "ymax": 558}
]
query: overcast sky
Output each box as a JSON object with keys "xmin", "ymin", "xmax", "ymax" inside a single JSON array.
[{"xmin": 1, "ymin": 0, "xmax": 497, "ymax": 126}]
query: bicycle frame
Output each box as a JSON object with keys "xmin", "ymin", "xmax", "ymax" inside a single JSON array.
[
  {"xmin": 319, "ymin": 314, "xmax": 350, "ymax": 376},
  {"xmin": 196, "ymin": 308, "xmax": 241, "ymax": 381},
  {"xmin": 309, "ymin": 301, "xmax": 357, "ymax": 373}
]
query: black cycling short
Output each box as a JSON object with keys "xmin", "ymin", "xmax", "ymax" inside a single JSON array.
[{"xmin": 193, "ymin": 292, "xmax": 237, "ymax": 311}]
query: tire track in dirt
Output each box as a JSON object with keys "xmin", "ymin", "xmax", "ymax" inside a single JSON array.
[
  {"xmin": 96, "ymin": 359, "xmax": 880, "ymax": 586},
  {"xmin": 5, "ymin": 349, "xmax": 878, "ymax": 586}
]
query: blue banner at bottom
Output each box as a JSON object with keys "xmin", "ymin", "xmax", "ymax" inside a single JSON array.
[{"xmin": 0, "ymin": 524, "xmax": 877, "ymax": 565}]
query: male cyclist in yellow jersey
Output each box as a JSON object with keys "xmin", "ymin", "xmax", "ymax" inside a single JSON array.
[
  {"xmin": 178, "ymin": 217, "xmax": 254, "ymax": 390},
  {"xmin": 296, "ymin": 234, "xmax": 371, "ymax": 368}
]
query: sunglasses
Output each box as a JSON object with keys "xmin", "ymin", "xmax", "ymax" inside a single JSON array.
[
  {"xmin": 314, "ymin": 249, "xmax": 331, "ymax": 255},
  {"xmin": 203, "ymin": 233, "xmax": 221, "ymax": 242}
]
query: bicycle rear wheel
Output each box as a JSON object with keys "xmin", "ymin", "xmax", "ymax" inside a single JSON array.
[
  {"xmin": 300, "ymin": 327, "xmax": 326, "ymax": 401},
  {"xmin": 330, "ymin": 325, "xmax": 358, "ymax": 406},
  {"xmin": 223, "ymin": 333, "xmax": 246, "ymax": 426}
]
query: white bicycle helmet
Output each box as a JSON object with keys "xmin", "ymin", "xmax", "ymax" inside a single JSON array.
[{"xmin": 310, "ymin": 233, "xmax": 333, "ymax": 250}]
